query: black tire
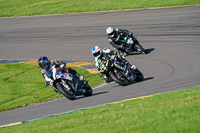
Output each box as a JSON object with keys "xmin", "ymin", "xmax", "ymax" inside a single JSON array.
[
  {"xmin": 55, "ymin": 83, "xmax": 76, "ymax": 100},
  {"xmin": 109, "ymin": 71, "xmax": 128, "ymax": 86},
  {"xmin": 134, "ymin": 43, "xmax": 146, "ymax": 54},
  {"xmin": 83, "ymin": 85, "xmax": 93, "ymax": 97},
  {"xmin": 134, "ymin": 69, "xmax": 144, "ymax": 82}
]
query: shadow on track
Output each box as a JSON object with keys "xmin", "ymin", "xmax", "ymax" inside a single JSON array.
[
  {"xmin": 127, "ymin": 76, "xmax": 154, "ymax": 86},
  {"xmin": 112, "ymin": 76, "xmax": 154, "ymax": 87},
  {"xmin": 75, "ymin": 91, "xmax": 108, "ymax": 100},
  {"xmin": 145, "ymin": 48, "xmax": 155, "ymax": 54},
  {"xmin": 123, "ymin": 48, "xmax": 155, "ymax": 57}
]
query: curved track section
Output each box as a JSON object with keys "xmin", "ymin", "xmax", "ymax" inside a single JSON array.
[{"xmin": 0, "ymin": 5, "xmax": 200, "ymax": 126}]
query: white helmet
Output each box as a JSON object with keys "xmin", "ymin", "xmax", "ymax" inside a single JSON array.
[
  {"xmin": 106, "ymin": 27, "xmax": 115, "ymax": 37},
  {"xmin": 91, "ymin": 46, "xmax": 102, "ymax": 58}
]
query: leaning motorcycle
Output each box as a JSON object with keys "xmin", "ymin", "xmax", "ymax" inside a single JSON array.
[
  {"xmin": 97, "ymin": 57, "xmax": 144, "ymax": 86},
  {"xmin": 43, "ymin": 64, "xmax": 93, "ymax": 100},
  {"xmin": 118, "ymin": 33, "xmax": 146, "ymax": 55}
]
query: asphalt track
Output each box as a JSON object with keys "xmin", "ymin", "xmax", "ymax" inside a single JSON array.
[{"xmin": 0, "ymin": 5, "xmax": 200, "ymax": 126}]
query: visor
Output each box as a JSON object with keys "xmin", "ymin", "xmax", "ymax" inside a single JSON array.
[{"xmin": 93, "ymin": 51, "xmax": 100, "ymax": 57}]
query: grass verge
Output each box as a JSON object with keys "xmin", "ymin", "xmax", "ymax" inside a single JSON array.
[
  {"xmin": 0, "ymin": 0, "xmax": 200, "ymax": 17},
  {"xmin": 0, "ymin": 63, "xmax": 104, "ymax": 112},
  {"xmin": 0, "ymin": 86, "xmax": 199, "ymax": 132}
]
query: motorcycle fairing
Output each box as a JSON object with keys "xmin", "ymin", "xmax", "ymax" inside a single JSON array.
[
  {"xmin": 45, "ymin": 77, "xmax": 53, "ymax": 85},
  {"xmin": 53, "ymin": 68, "xmax": 61, "ymax": 79},
  {"xmin": 45, "ymin": 67, "xmax": 73, "ymax": 85},
  {"xmin": 52, "ymin": 67, "xmax": 73, "ymax": 81},
  {"xmin": 57, "ymin": 73, "xmax": 73, "ymax": 81}
]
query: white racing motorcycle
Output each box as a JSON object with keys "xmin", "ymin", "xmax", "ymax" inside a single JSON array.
[{"xmin": 44, "ymin": 64, "xmax": 93, "ymax": 100}]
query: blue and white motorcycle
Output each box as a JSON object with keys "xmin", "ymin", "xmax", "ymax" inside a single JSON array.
[{"xmin": 44, "ymin": 65, "xmax": 93, "ymax": 100}]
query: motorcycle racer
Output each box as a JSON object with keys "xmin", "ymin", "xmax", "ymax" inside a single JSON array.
[
  {"xmin": 106, "ymin": 27, "xmax": 145, "ymax": 55},
  {"xmin": 38, "ymin": 56, "xmax": 76, "ymax": 78},
  {"xmin": 91, "ymin": 46, "xmax": 136, "ymax": 83},
  {"xmin": 38, "ymin": 56, "xmax": 85, "ymax": 92}
]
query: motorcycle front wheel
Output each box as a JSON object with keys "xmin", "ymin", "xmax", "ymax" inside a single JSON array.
[
  {"xmin": 83, "ymin": 85, "xmax": 93, "ymax": 97},
  {"xmin": 55, "ymin": 82, "xmax": 76, "ymax": 100},
  {"xmin": 109, "ymin": 70, "xmax": 128, "ymax": 86},
  {"xmin": 134, "ymin": 69, "xmax": 144, "ymax": 82}
]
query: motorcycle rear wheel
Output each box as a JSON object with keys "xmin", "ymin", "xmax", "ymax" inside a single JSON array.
[
  {"xmin": 133, "ymin": 43, "xmax": 146, "ymax": 54},
  {"xmin": 56, "ymin": 83, "xmax": 76, "ymax": 100}
]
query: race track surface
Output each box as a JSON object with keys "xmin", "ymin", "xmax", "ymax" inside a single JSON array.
[{"xmin": 0, "ymin": 5, "xmax": 200, "ymax": 126}]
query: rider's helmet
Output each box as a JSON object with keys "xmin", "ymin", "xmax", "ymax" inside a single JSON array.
[
  {"xmin": 106, "ymin": 27, "xmax": 115, "ymax": 37},
  {"xmin": 38, "ymin": 56, "xmax": 49, "ymax": 68},
  {"xmin": 91, "ymin": 46, "xmax": 102, "ymax": 58}
]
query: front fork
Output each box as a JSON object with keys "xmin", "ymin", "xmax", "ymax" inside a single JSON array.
[
  {"xmin": 114, "ymin": 62, "xmax": 134, "ymax": 80},
  {"xmin": 61, "ymin": 79, "xmax": 71, "ymax": 91}
]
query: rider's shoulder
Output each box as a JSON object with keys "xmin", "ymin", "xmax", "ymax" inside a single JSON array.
[{"xmin": 103, "ymin": 48, "xmax": 111, "ymax": 53}]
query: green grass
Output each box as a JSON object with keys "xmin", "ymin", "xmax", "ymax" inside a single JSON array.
[
  {"xmin": 0, "ymin": 86, "xmax": 199, "ymax": 132},
  {"xmin": 0, "ymin": 0, "xmax": 200, "ymax": 17},
  {"xmin": 0, "ymin": 63, "xmax": 104, "ymax": 112}
]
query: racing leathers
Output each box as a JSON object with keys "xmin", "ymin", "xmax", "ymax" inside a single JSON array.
[
  {"xmin": 94, "ymin": 48, "xmax": 135, "ymax": 83},
  {"xmin": 41, "ymin": 59, "xmax": 71, "ymax": 78},
  {"xmin": 108, "ymin": 28, "xmax": 135, "ymax": 55}
]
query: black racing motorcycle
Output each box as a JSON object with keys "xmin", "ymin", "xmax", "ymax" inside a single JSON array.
[
  {"xmin": 117, "ymin": 33, "xmax": 146, "ymax": 55},
  {"xmin": 97, "ymin": 57, "xmax": 144, "ymax": 86},
  {"xmin": 43, "ymin": 64, "xmax": 93, "ymax": 100}
]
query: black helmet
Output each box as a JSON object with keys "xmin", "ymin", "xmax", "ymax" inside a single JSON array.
[{"xmin": 38, "ymin": 56, "xmax": 49, "ymax": 68}]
